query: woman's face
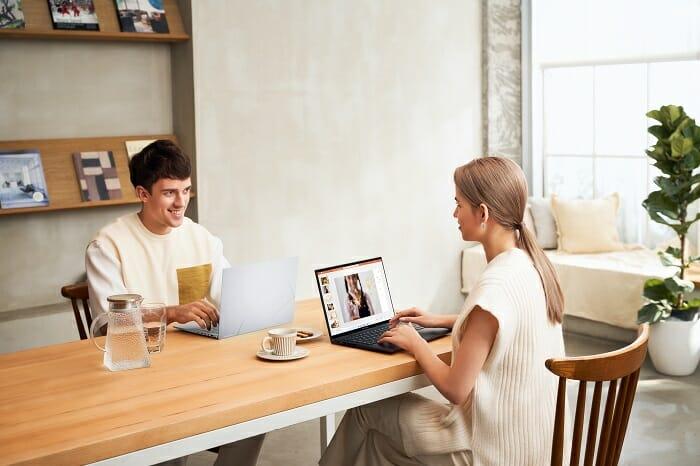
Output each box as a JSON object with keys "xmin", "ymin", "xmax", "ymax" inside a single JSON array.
[
  {"xmin": 453, "ymin": 187, "xmax": 483, "ymax": 241},
  {"xmin": 347, "ymin": 275, "xmax": 360, "ymax": 292}
]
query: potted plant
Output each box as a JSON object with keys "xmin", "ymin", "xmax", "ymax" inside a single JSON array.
[{"xmin": 638, "ymin": 105, "xmax": 700, "ymax": 376}]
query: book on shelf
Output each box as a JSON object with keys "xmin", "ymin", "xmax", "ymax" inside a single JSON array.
[
  {"xmin": 73, "ymin": 151, "xmax": 122, "ymax": 202},
  {"xmin": 47, "ymin": 0, "xmax": 99, "ymax": 31},
  {"xmin": 0, "ymin": 0, "xmax": 25, "ymax": 29},
  {"xmin": 115, "ymin": 0, "xmax": 169, "ymax": 34},
  {"xmin": 0, "ymin": 149, "xmax": 50, "ymax": 209},
  {"xmin": 125, "ymin": 139, "xmax": 156, "ymax": 159}
]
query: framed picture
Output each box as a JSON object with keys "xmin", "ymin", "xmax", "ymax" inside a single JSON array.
[
  {"xmin": 0, "ymin": 150, "xmax": 50, "ymax": 209},
  {"xmin": 47, "ymin": 0, "xmax": 99, "ymax": 31},
  {"xmin": 0, "ymin": 0, "xmax": 25, "ymax": 29},
  {"xmin": 115, "ymin": 0, "xmax": 169, "ymax": 34}
]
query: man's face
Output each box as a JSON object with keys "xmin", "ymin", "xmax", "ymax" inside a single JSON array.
[{"xmin": 138, "ymin": 178, "xmax": 191, "ymax": 233}]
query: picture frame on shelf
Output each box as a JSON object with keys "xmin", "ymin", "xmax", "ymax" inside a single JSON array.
[
  {"xmin": 73, "ymin": 151, "xmax": 122, "ymax": 202},
  {"xmin": 115, "ymin": 0, "xmax": 169, "ymax": 34},
  {"xmin": 47, "ymin": 0, "xmax": 99, "ymax": 31},
  {"xmin": 0, "ymin": 0, "xmax": 25, "ymax": 29},
  {"xmin": 0, "ymin": 149, "xmax": 50, "ymax": 209}
]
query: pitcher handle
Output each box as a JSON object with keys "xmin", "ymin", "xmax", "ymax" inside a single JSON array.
[{"xmin": 89, "ymin": 313, "xmax": 108, "ymax": 352}]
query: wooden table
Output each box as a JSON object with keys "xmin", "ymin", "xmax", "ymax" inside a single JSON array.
[{"xmin": 0, "ymin": 299, "xmax": 452, "ymax": 465}]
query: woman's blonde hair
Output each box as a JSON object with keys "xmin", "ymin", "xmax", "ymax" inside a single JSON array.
[{"xmin": 454, "ymin": 157, "xmax": 564, "ymax": 324}]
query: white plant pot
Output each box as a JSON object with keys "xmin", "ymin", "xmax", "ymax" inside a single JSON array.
[{"xmin": 648, "ymin": 317, "xmax": 700, "ymax": 376}]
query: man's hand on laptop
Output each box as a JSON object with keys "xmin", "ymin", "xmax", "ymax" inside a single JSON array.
[{"xmin": 167, "ymin": 299, "xmax": 220, "ymax": 330}]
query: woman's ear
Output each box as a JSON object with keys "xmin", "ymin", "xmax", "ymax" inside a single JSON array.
[{"xmin": 479, "ymin": 203, "xmax": 490, "ymax": 223}]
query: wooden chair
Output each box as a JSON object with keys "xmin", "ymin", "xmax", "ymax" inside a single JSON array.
[
  {"xmin": 546, "ymin": 324, "xmax": 649, "ymax": 466},
  {"xmin": 60, "ymin": 282, "xmax": 92, "ymax": 340}
]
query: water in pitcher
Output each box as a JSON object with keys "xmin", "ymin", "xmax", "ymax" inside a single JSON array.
[
  {"xmin": 143, "ymin": 321, "xmax": 166, "ymax": 353},
  {"xmin": 104, "ymin": 327, "xmax": 151, "ymax": 371}
]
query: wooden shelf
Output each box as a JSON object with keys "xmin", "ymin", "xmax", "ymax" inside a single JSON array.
[
  {"xmin": 0, "ymin": 134, "xmax": 187, "ymax": 216},
  {"xmin": 0, "ymin": 0, "xmax": 189, "ymax": 43}
]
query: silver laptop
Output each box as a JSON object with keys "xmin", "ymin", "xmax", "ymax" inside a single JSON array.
[{"xmin": 176, "ymin": 256, "xmax": 298, "ymax": 339}]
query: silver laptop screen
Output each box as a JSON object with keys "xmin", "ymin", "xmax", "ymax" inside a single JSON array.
[{"xmin": 316, "ymin": 258, "xmax": 395, "ymax": 337}]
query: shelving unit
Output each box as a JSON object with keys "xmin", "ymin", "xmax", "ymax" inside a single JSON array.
[
  {"xmin": 0, "ymin": 0, "xmax": 188, "ymax": 42},
  {"xmin": 0, "ymin": 134, "xmax": 190, "ymax": 215}
]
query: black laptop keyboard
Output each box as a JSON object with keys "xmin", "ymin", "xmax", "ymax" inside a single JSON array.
[{"xmin": 337, "ymin": 322, "xmax": 424, "ymax": 346}]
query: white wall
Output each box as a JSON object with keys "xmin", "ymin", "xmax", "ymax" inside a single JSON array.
[{"xmin": 192, "ymin": 1, "xmax": 482, "ymax": 313}]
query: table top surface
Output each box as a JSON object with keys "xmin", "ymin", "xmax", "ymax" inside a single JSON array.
[{"xmin": 0, "ymin": 299, "xmax": 452, "ymax": 465}]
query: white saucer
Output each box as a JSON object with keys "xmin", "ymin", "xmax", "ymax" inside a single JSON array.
[
  {"xmin": 295, "ymin": 327, "xmax": 323, "ymax": 342},
  {"xmin": 256, "ymin": 347, "xmax": 310, "ymax": 361}
]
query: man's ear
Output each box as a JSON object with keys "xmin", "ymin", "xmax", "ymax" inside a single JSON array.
[{"xmin": 135, "ymin": 186, "xmax": 150, "ymax": 203}]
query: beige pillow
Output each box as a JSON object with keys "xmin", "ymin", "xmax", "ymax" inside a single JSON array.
[{"xmin": 551, "ymin": 193, "xmax": 624, "ymax": 253}]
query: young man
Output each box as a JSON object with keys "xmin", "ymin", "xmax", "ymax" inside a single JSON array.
[{"xmin": 85, "ymin": 140, "xmax": 264, "ymax": 466}]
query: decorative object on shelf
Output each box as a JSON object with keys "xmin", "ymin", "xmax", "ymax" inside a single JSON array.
[
  {"xmin": 72, "ymin": 151, "xmax": 122, "ymax": 201},
  {"xmin": 47, "ymin": 0, "xmax": 99, "ymax": 31},
  {"xmin": 115, "ymin": 0, "xmax": 168, "ymax": 34},
  {"xmin": 637, "ymin": 104, "xmax": 700, "ymax": 376},
  {"xmin": 0, "ymin": 149, "xmax": 50, "ymax": 209},
  {"xmin": 125, "ymin": 139, "xmax": 155, "ymax": 159},
  {"xmin": 0, "ymin": 0, "xmax": 25, "ymax": 29}
]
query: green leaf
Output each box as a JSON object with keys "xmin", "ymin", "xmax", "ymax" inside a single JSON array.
[
  {"xmin": 637, "ymin": 302, "xmax": 672, "ymax": 324},
  {"xmin": 665, "ymin": 246, "xmax": 682, "ymax": 258},
  {"xmin": 671, "ymin": 136, "xmax": 694, "ymax": 158},
  {"xmin": 665, "ymin": 105, "xmax": 683, "ymax": 125},
  {"xmin": 643, "ymin": 278, "xmax": 675, "ymax": 300},
  {"xmin": 658, "ymin": 250, "xmax": 682, "ymax": 268},
  {"xmin": 681, "ymin": 149, "xmax": 700, "ymax": 171},
  {"xmin": 643, "ymin": 191, "xmax": 679, "ymax": 221},
  {"xmin": 647, "ymin": 109, "xmax": 666, "ymax": 125},
  {"xmin": 664, "ymin": 275, "xmax": 695, "ymax": 294},
  {"xmin": 648, "ymin": 125, "xmax": 670, "ymax": 141}
]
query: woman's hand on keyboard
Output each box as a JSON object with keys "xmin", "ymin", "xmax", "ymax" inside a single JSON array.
[{"xmin": 390, "ymin": 307, "xmax": 456, "ymax": 329}]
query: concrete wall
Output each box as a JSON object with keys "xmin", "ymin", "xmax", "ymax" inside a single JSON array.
[{"xmin": 192, "ymin": 0, "xmax": 482, "ymax": 313}]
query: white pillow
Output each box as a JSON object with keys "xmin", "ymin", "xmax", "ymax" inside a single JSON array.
[
  {"xmin": 529, "ymin": 197, "xmax": 558, "ymax": 249},
  {"xmin": 551, "ymin": 193, "xmax": 625, "ymax": 253}
]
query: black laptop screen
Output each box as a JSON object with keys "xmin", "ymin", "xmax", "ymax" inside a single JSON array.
[{"xmin": 315, "ymin": 258, "xmax": 395, "ymax": 337}]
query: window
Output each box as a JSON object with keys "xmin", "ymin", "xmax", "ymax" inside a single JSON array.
[{"xmin": 527, "ymin": 0, "xmax": 700, "ymax": 247}]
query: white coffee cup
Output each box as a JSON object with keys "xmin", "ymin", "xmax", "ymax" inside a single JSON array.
[{"xmin": 261, "ymin": 328, "xmax": 297, "ymax": 357}]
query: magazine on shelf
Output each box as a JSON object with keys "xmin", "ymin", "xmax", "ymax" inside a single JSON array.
[
  {"xmin": 0, "ymin": 0, "xmax": 25, "ymax": 29},
  {"xmin": 47, "ymin": 0, "xmax": 100, "ymax": 31},
  {"xmin": 73, "ymin": 151, "xmax": 122, "ymax": 202},
  {"xmin": 0, "ymin": 150, "xmax": 50, "ymax": 209},
  {"xmin": 115, "ymin": 0, "xmax": 169, "ymax": 34},
  {"xmin": 124, "ymin": 139, "xmax": 156, "ymax": 159}
]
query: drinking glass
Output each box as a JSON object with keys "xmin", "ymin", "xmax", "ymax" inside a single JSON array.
[{"xmin": 141, "ymin": 303, "xmax": 167, "ymax": 353}]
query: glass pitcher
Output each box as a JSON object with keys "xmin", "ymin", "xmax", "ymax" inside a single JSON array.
[{"xmin": 89, "ymin": 294, "xmax": 151, "ymax": 371}]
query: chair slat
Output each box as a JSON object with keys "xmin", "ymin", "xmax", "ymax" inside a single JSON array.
[
  {"xmin": 606, "ymin": 375, "xmax": 630, "ymax": 466},
  {"xmin": 61, "ymin": 282, "xmax": 92, "ymax": 341},
  {"xmin": 551, "ymin": 376, "xmax": 567, "ymax": 466},
  {"xmin": 583, "ymin": 381, "xmax": 602, "ymax": 466},
  {"xmin": 570, "ymin": 381, "xmax": 587, "ymax": 466},
  {"xmin": 612, "ymin": 370, "xmax": 640, "ymax": 465},
  {"xmin": 595, "ymin": 379, "xmax": 618, "ymax": 466}
]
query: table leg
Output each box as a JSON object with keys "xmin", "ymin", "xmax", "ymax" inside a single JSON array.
[{"xmin": 319, "ymin": 413, "xmax": 336, "ymax": 455}]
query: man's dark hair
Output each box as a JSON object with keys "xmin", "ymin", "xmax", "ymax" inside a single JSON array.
[{"xmin": 129, "ymin": 140, "xmax": 191, "ymax": 193}]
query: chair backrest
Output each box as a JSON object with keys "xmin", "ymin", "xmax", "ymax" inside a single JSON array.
[
  {"xmin": 60, "ymin": 282, "xmax": 92, "ymax": 340},
  {"xmin": 546, "ymin": 324, "xmax": 649, "ymax": 466}
]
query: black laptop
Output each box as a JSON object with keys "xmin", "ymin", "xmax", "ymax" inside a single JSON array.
[{"xmin": 314, "ymin": 257, "xmax": 450, "ymax": 354}]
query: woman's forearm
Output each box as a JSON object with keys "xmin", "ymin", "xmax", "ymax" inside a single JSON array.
[
  {"xmin": 411, "ymin": 338, "xmax": 466, "ymax": 405},
  {"xmin": 438, "ymin": 314, "xmax": 459, "ymax": 329}
]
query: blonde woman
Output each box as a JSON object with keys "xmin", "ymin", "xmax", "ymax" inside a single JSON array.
[{"xmin": 319, "ymin": 157, "xmax": 568, "ymax": 466}]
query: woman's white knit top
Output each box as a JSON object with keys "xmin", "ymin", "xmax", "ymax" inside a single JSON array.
[{"xmin": 400, "ymin": 247, "xmax": 568, "ymax": 465}]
